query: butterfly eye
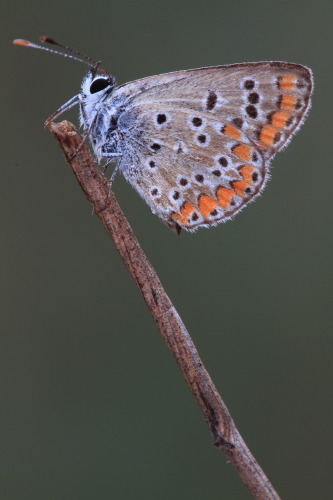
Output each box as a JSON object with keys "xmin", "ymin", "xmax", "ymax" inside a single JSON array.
[{"xmin": 90, "ymin": 78, "xmax": 110, "ymax": 94}]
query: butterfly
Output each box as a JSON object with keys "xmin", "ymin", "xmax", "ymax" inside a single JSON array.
[{"xmin": 14, "ymin": 38, "xmax": 313, "ymax": 234}]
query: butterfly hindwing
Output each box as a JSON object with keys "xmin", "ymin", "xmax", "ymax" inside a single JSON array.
[{"xmin": 108, "ymin": 63, "xmax": 313, "ymax": 231}]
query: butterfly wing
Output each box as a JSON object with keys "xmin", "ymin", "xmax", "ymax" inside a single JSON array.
[{"xmin": 112, "ymin": 62, "xmax": 313, "ymax": 231}]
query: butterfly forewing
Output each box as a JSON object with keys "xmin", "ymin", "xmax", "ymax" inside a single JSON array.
[{"xmin": 107, "ymin": 62, "xmax": 313, "ymax": 231}]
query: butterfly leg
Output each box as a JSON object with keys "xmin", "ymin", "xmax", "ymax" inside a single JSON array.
[
  {"xmin": 108, "ymin": 163, "xmax": 120, "ymax": 190},
  {"xmin": 99, "ymin": 155, "xmax": 122, "ymax": 199},
  {"xmin": 101, "ymin": 154, "xmax": 121, "ymax": 171},
  {"xmin": 101, "ymin": 152, "xmax": 123, "ymax": 158}
]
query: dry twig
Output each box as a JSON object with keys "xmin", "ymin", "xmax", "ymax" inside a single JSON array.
[{"xmin": 48, "ymin": 120, "xmax": 281, "ymax": 500}]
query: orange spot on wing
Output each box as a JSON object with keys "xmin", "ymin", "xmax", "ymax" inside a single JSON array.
[
  {"xmin": 223, "ymin": 124, "xmax": 241, "ymax": 140},
  {"xmin": 280, "ymin": 94, "xmax": 296, "ymax": 111},
  {"xmin": 271, "ymin": 111, "xmax": 289, "ymax": 128},
  {"xmin": 171, "ymin": 213, "xmax": 185, "ymax": 224},
  {"xmin": 216, "ymin": 187, "xmax": 234, "ymax": 209},
  {"xmin": 181, "ymin": 202, "xmax": 195, "ymax": 218},
  {"xmin": 199, "ymin": 195, "xmax": 218, "ymax": 218},
  {"xmin": 231, "ymin": 180, "xmax": 248, "ymax": 197},
  {"xmin": 239, "ymin": 164, "xmax": 253, "ymax": 182},
  {"xmin": 279, "ymin": 74, "xmax": 296, "ymax": 90},
  {"xmin": 171, "ymin": 202, "xmax": 195, "ymax": 225},
  {"xmin": 260, "ymin": 125, "xmax": 277, "ymax": 146},
  {"xmin": 233, "ymin": 144, "xmax": 252, "ymax": 161}
]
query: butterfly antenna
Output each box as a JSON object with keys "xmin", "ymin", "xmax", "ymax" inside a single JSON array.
[
  {"xmin": 13, "ymin": 37, "xmax": 109, "ymax": 75},
  {"xmin": 39, "ymin": 36, "xmax": 98, "ymax": 67}
]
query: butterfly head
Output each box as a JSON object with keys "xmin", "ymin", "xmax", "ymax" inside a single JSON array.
[
  {"xmin": 79, "ymin": 72, "xmax": 115, "ymax": 129},
  {"xmin": 81, "ymin": 72, "xmax": 115, "ymax": 99}
]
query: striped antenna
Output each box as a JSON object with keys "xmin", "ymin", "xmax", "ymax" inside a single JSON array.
[{"xmin": 13, "ymin": 37, "xmax": 109, "ymax": 75}]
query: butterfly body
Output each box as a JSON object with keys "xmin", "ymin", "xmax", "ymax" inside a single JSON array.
[{"xmin": 79, "ymin": 62, "xmax": 313, "ymax": 232}]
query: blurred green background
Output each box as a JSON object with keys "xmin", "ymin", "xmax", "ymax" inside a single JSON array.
[{"xmin": 2, "ymin": 0, "xmax": 332, "ymax": 498}]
